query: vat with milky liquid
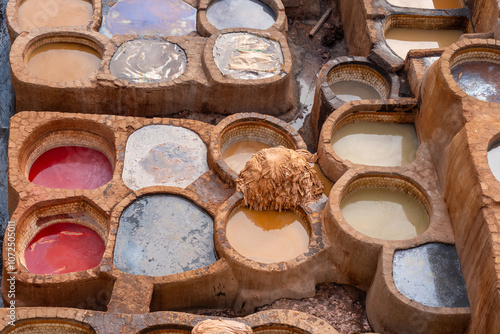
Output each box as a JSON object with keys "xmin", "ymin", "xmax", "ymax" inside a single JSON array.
[{"xmin": 207, "ymin": 0, "xmax": 276, "ymax": 30}]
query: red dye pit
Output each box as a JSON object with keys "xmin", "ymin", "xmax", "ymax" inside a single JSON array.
[
  {"xmin": 24, "ymin": 223, "xmax": 105, "ymax": 275},
  {"xmin": 28, "ymin": 146, "xmax": 113, "ymax": 189}
]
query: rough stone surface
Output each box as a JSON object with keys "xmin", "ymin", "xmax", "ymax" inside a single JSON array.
[{"xmin": 122, "ymin": 125, "xmax": 209, "ymax": 190}]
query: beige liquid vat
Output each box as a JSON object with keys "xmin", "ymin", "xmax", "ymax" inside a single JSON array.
[
  {"xmin": 328, "ymin": 80, "xmax": 382, "ymax": 102},
  {"xmin": 222, "ymin": 140, "xmax": 271, "ymax": 173},
  {"xmin": 18, "ymin": 0, "xmax": 93, "ymax": 30},
  {"xmin": 313, "ymin": 163, "xmax": 333, "ymax": 196},
  {"xmin": 387, "ymin": 0, "xmax": 462, "ymax": 9},
  {"xmin": 226, "ymin": 207, "xmax": 310, "ymax": 263},
  {"xmin": 385, "ymin": 28, "xmax": 463, "ymax": 59},
  {"xmin": 27, "ymin": 42, "xmax": 101, "ymax": 82},
  {"xmin": 331, "ymin": 121, "xmax": 419, "ymax": 166},
  {"xmin": 341, "ymin": 187, "xmax": 429, "ymax": 240}
]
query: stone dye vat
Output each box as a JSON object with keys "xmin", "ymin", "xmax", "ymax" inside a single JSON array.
[
  {"xmin": 24, "ymin": 222, "xmax": 105, "ymax": 275},
  {"xmin": 3, "ymin": 319, "xmax": 96, "ymax": 334},
  {"xmin": 110, "ymin": 39, "xmax": 187, "ymax": 83},
  {"xmin": 226, "ymin": 206, "xmax": 309, "ymax": 263},
  {"xmin": 17, "ymin": 0, "xmax": 93, "ymax": 31},
  {"xmin": 206, "ymin": 0, "xmax": 276, "ymax": 30},
  {"xmin": 393, "ymin": 243, "xmax": 469, "ymax": 307},
  {"xmin": 26, "ymin": 41, "xmax": 101, "ymax": 82},
  {"xmin": 311, "ymin": 57, "xmax": 398, "ymax": 140},
  {"xmin": 212, "ymin": 32, "xmax": 284, "ymax": 80},
  {"xmin": 318, "ymin": 102, "xmax": 418, "ymax": 181},
  {"xmin": 340, "ymin": 183, "xmax": 429, "ymax": 241},
  {"xmin": 387, "ymin": 0, "xmax": 462, "ymax": 9},
  {"xmin": 331, "ymin": 121, "xmax": 419, "ymax": 167},
  {"xmin": 209, "ymin": 113, "xmax": 306, "ymax": 185},
  {"xmin": 122, "ymin": 125, "xmax": 209, "ymax": 190},
  {"xmin": 28, "ymin": 146, "xmax": 113, "ymax": 189},
  {"xmin": 385, "ymin": 27, "xmax": 464, "ymax": 59},
  {"xmin": 101, "ymin": 0, "xmax": 196, "ymax": 37},
  {"xmin": 450, "ymin": 47, "xmax": 500, "ymax": 104},
  {"xmin": 114, "ymin": 194, "xmax": 216, "ymax": 276}
]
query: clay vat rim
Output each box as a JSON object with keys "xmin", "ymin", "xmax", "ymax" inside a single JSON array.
[
  {"xmin": 381, "ymin": 14, "xmax": 473, "ymax": 61},
  {"xmin": 109, "ymin": 188, "xmax": 222, "ymax": 279},
  {"xmin": 252, "ymin": 323, "xmax": 311, "ymax": 333},
  {"xmin": 329, "ymin": 173, "xmax": 432, "ymax": 245},
  {"xmin": 203, "ymin": 28, "xmax": 292, "ymax": 85},
  {"xmin": 4, "ymin": 317, "xmax": 96, "ymax": 334},
  {"xmin": 319, "ymin": 111, "xmax": 419, "ymax": 177},
  {"xmin": 197, "ymin": 0, "xmax": 286, "ymax": 37},
  {"xmin": 11, "ymin": 197, "xmax": 108, "ymax": 280},
  {"xmin": 443, "ymin": 42, "xmax": 500, "ymax": 104},
  {"xmin": 388, "ymin": 242, "xmax": 471, "ymax": 311},
  {"xmin": 209, "ymin": 112, "xmax": 306, "ymax": 186},
  {"xmin": 214, "ymin": 193, "xmax": 322, "ymax": 270},
  {"xmin": 18, "ymin": 120, "xmax": 116, "ymax": 191},
  {"xmin": 108, "ymin": 38, "xmax": 188, "ymax": 85},
  {"xmin": 6, "ymin": 0, "xmax": 102, "ymax": 41},
  {"xmin": 13, "ymin": 29, "xmax": 107, "ymax": 86},
  {"xmin": 326, "ymin": 62, "xmax": 391, "ymax": 100},
  {"xmin": 137, "ymin": 324, "xmax": 193, "ymax": 334}
]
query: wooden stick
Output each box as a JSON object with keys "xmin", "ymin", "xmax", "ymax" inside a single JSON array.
[{"xmin": 309, "ymin": 8, "xmax": 333, "ymax": 38}]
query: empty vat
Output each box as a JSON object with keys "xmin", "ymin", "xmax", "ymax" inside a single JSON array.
[
  {"xmin": 18, "ymin": 0, "xmax": 93, "ymax": 30},
  {"xmin": 114, "ymin": 194, "xmax": 216, "ymax": 276},
  {"xmin": 213, "ymin": 32, "xmax": 284, "ymax": 79},
  {"xmin": 387, "ymin": 0, "xmax": 462, "ymax": 9},
  {"xmin": 331, "ymin": 121, "xmax": 419, "ymax": 167},
  {"xmin": 102, "ymin": 0, "xmax": 196, "ymax": 37},
  {"xmin": 110, "ymin": 39, "xmax": 187, "ymax": 83},
  {"xmin": 28, "ymin": 146, "xmax": 113, "ymax": 189},
  {"xmin": 206, "ymin": 0, "xmax": 276, "ymax": 30},
  {"xmin": 393, "ymin": 243, "xmax": 469, "ymax": 307},
  {"xmin": 384, "ymin": 15, "xmax": 470, "ymax": 59},
  {"xmin": 122, "ymin": 125, "xmax": 209, "ymax": 190},
  {"xmin": 24, "ymin": 222, "xmax": 105, "ymax": 275},
  {"xmin": 450, "ymin": 48, "xmax": 500, "ymax": 103},
  {"xmin": 340, "ymin": 177, "xmax": 430, "ymax": 240},
  {"xmin": 5, "ymin": 319, "xmax": 95, "ymax": 334},
  {"xmin": 26, "ymin": 41, "xmax": 101, "ymax": 82},
  {"xmin": 226, "ymin": 206, "xmax": 310, "ymax": 263}
]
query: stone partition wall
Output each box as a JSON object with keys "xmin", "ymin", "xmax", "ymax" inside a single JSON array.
[{"xmin": 417, "ymin": 38, "xmax": 500, "ymax": 333}]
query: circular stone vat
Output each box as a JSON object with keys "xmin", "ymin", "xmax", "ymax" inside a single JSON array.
[
  {"xmin": 327, "ymin": 64, "xmax": 390, "ymax": 102},
  {"xmin": 253, "ymin": 325, "xmax": 308, "ymax": 333},
  {"xmin": 139, "ymin": 325, "xmax": 192, "ymax": 333},
  {"xmin": 387, "ymin": 0, "xmax": 462, "ymax": 9},
  {"xmin": 102, "ymin": 0, "xmax": 196, "ymax": 37},
  {"xmin": 450, "ymin": 48, "xmax": 500, "ymax": 103},
  {"xmin": 393, "ymin": 243, "xmax": 469, "ymax": 307},
  {"xmin": 331, "ymin": 119, "xmax": 419, "ymax": 167},
  {"xmin": 114, "ymin": 194, "xmax": 217, "ymax": 276},
  {"xmin": 28, "ymin": 146, "xmax": 113, "ymax": 189},
  {"xmin": 384, "ymin": 16, "xmax": 466, "ymax": 59},
  {"xmin": 5, "ymin": 319, "xmax": 95, "ymax": 334},
  {"xmin": 340, "ymin": 176, "xmax": 430, "ymax": 240},
  {"xmin": 226, "ymin": 206, "xmax": 310, "ymax": 263},
  {"xmin": 122, "ymin": 125, "xmax": 209, "ymax": 190},
  {"xmin": 110, "ymin": 39, "xmax": 187, "ymax": 83},
  {"xmin": 26, "ymin": 41, "xmax": 101, "ymax": 82},
  {"xmin": 213, "ymin": 32, "xmax": 284, "ymax": 79},
  {"xmin": 207, "ymin": 0, "xmax": 276, "ymax": 30},
  {"xmin": 18, "ymin": 0, "xmax": 93, "ymax": 30},
  {"xmin": 24, "ymin": 222, "xmax": 105, "ymax": 275}
]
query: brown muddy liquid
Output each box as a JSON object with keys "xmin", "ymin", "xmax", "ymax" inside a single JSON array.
[
  {"xmin": 331, "ymin": 121, "xmax": 419, "ymax": 167},
  {"xmin": 385, "ymin": 28, "xmax": 463, "ymax": 59},
  {"xmin": 226, "ymin": 207, "xmax": 310, "ymax": 263},
  {"xmin": 27, "ymin": 42, "xmax": 101, "ymax": 82},
  {"xmin": 387, "ymin": 0, "xmax": 462, "ymax": 9},
  {"xmin": 18, "ymin": 0, "xmax": 93, "ymax": 30},
  {"xmin": 329, "ymin": 80, "xmax": 382, "ymax": 102},
  {"xmin": 222, "ymin": 140, "xmax": 271, "ymax": 173},
  {"xmin": 313, "ymin": 163, "xmax": 333, "ymax": 196},
  {"xmin": 341, "ymin": 187, "xmax": 429, "ymax": 240}
]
